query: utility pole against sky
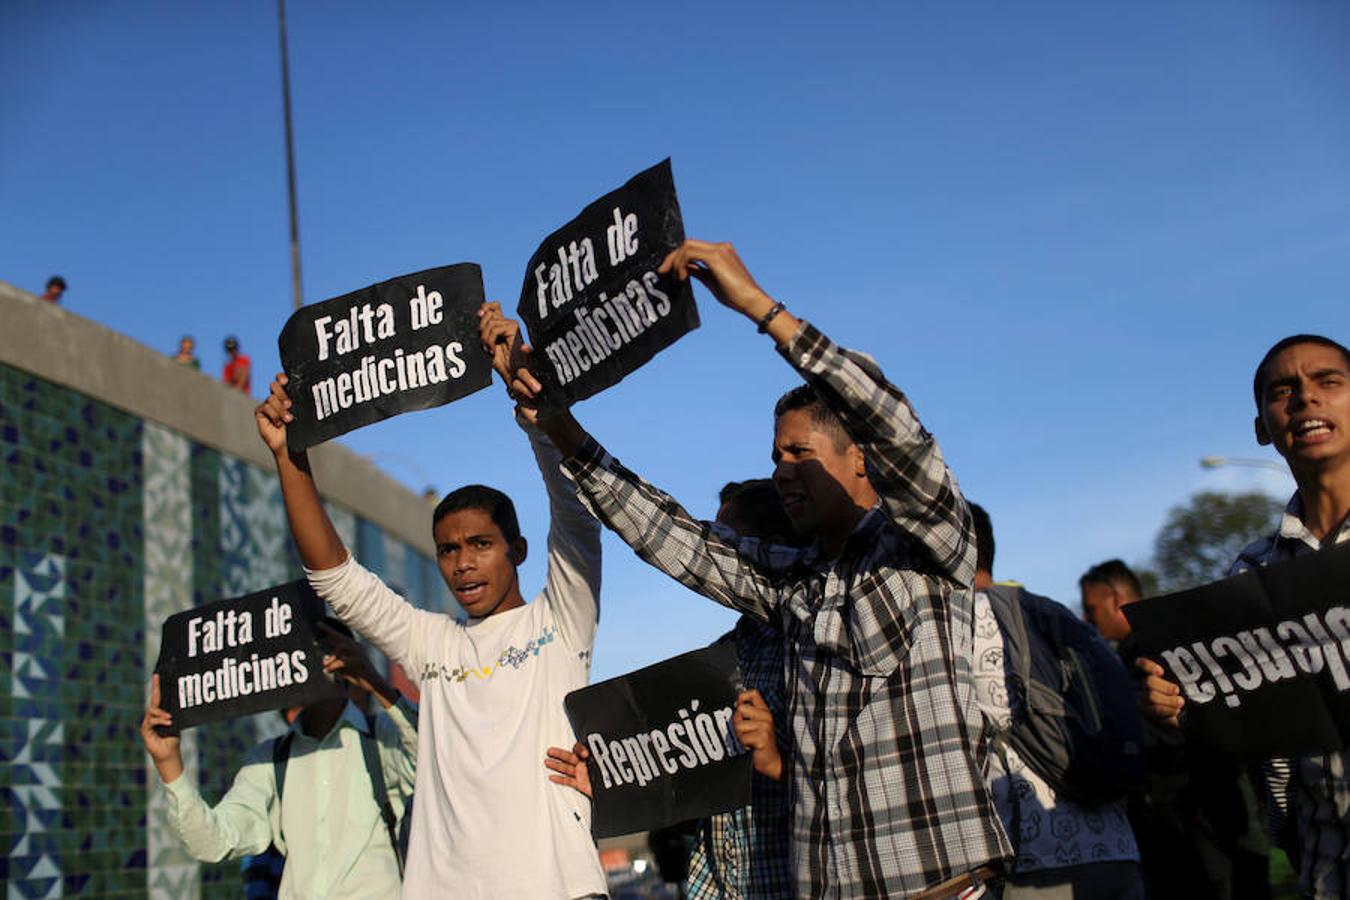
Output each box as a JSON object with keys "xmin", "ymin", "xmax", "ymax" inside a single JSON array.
[{"xmin": 277, "ymin": 0, "xmax": 304, "ymax": 311}]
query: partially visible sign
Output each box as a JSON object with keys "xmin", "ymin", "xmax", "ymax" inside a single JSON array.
[
  {"xmin": 154, "ymin": 581, "xmax": 340, "ymax": 732},
  {"xmin": 1125, "ymin": 543, "xmax": 1350, "ymax": 758},
  {"xmin": 279, "ymin": 263, "xmax": 492, "ymax": 450},
  {"xmin": 517, "ymin": 159, "xmax": 698, "ymax": 408},
  {"xmin": 565, "ymin": 643, "xmax": 750, "ymax": 838}
]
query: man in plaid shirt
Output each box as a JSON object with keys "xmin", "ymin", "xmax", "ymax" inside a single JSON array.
[{"xmin": 506, "ymin": 239, "xmax": 1011, "ymax": 898}]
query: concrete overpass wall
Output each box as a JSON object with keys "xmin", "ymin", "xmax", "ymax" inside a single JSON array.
[{"xmin": 0, "ymin": 282, "xmax": 450, "ymax": 898}]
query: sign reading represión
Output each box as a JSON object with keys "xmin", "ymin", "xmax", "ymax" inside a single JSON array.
[
  {"xmin": 517, "ymin": 159, "xmax": 699, "ymax": 409},
  {"xmin": 564, "ymin": 643, "xmax": 750, "ymax": 838},
  {"xmin": 1125, "ymin": 542, "xmax": 1350, "ymax": 759},
  {"xmin": 154, "ymin": 581, "xmax": 340, "ymax": 733},
  {"xmin": 279, "ymin": 263, "xmax": 493, "ymax": 450}
]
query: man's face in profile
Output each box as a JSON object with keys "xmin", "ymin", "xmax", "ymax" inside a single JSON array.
[
  {"xmin": 771, "ymin": 409, "xmax": 861, "ymax": 540},
  {"xmin": 1081, "ymin": 580, "xmax": 1131, "ymax": 642}
]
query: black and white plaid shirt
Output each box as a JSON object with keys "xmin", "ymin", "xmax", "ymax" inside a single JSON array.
[
  {"xmin": 563, "ymin": 322, "xmax": 1011, "ymax": 897},
  {"xmin": 1232, "ymin": 494, "xmax": 1350, "ymax": 900},
  {"xmin": 686, "ymin": 615, "xmax": 794, "ymax": 899}
]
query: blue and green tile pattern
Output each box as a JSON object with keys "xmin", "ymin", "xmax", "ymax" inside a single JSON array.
[{"xmin": 0, "ymin": 363, "xmax": 447, "ymax": 897}]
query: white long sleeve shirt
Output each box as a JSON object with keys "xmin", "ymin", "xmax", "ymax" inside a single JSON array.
[
  {"xmin": 307, "ymin": 424, "xmax": 607, "ymax": 899},
  {"xmin": 162, "ymin": 698, "xmax": 418, "ymax": 899}
]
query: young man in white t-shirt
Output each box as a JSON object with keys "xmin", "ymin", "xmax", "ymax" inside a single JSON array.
[{"xmin": 253, "ymin": 303, "xmax": 607, "ymax": 899}]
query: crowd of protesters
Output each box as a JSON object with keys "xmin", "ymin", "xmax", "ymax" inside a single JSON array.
[{"xmin": 135, "ymin": 237, "xmax": 1347, "ymax": 899}]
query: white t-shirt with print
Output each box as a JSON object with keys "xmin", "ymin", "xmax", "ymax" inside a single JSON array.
[{"xmin": 308, "ymin": 425, "xmax": 607, "ymax": 899}]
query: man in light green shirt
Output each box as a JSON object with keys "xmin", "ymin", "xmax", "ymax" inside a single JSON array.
[{"xmin": 141, "ymin": 621, "xmax": 417, "ymax": 899}]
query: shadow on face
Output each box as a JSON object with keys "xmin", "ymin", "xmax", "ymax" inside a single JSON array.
[
  {"xmin": 1080, "ymin": 581, "xmax": 1131, "ymax": 642},
  {"xmin": 771, "ymin": 409, "xmax": 873, "ymax": 548}
]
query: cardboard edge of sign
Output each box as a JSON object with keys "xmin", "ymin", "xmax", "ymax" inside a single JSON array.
[
  {"xmin": 515, "ymin": 158, "xmax": 677, "ymax": 303},
  {"xmin": 277, "ymin": 261, "xmax": 492, "ymax": 451},
  {"xmin": 278, "ymin": 262, "xmax": 486, "ymax": 346},
  {"xmin": 151, "ymin": 580, "xmax": 336, "ymax": 734}
]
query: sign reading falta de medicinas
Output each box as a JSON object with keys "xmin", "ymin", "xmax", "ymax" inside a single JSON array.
[
  {"xmin": 517, "ymin": 159, "xmax": 699, "ymax": 409},
  {"xmin": 279, "ymin": 263, "xmax": 493, "ymax": 450},
  {"xmin": 564, "ymin": 643, "xmax": 750, "ymax": 838},
  {"xmin": 153, "ymin": 581, "xmax": 340, "ymax": 733},
  {"xmin": 1124, "ymin": 542, "xmax": 1350, "ymax": 759}
]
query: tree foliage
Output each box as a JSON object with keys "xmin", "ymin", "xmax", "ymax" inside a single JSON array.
[
  {"xmin": 1152, "ymin": 490, "xmax": 1284, "ymax": 592},
  {"xmin": 1131, "ymin": 565, "xmax": 1161, "ymax": 598}
]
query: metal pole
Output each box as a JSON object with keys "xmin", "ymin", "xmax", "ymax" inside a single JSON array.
[{"xmin": 278, "ymin": 0, "xmax": 304, "ymax": 311}]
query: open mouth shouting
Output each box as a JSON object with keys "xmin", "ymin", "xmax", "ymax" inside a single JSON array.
[
  {"xmin": 1291, "ymin": 418, "xmax": 1334, "ymax": 444},
  {"xmin": 454, "ymin": 580, "xmax": 489, "ymax": 606}
]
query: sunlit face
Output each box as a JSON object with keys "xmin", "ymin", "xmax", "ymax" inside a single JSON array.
[
  {"xmin": 1256, "ymin": 343, "xmax": 1350, "ymax": 474},
  {"xmin": 771, "ymin": 409, "xmax": 866, "ymax": 541},
  {"xmin": 1081, "ymin": 581, "xmax": 1131, "ymax": 642},
  {"xmin": 434, "ymin": 508, "xmax": 526, "ymax": 618},
  {"xmin": 178, "ymin": 337, "xmax": 195, "ymax": 356}
]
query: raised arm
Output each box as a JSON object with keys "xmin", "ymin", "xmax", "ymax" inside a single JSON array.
[
  {"xmin": 563, "ymin": 437, "xmax": 795, "ymax": 620},
  {"xmin": 660, "ymin": 239, "xmax": 975, "ymax": 584},
  {"xmin": 143, "ymin": 675, "xmax": 271, "ymax": 860},
  {"xmin": 524, "ymin": 416, "xmax": 602, "ymax": 652},
  {"xmin": 319, "ymin": 622, "xmax": 420, "ymax": 766},
  {"xmin": 480, "ymin": 302, "xmax": 602, "ymax": 650},
  {"xmin": 162, "ymin": 748, "xmax": 276, "ymax": 863},
  {"xmin": 256, "ymin": 374, "xmax": 348, "ymax": 570},
  {"xmin": 778, "ymin": 325, "xmax": 974, "ymax": 583},
  {"xmin": 257, "ymin": 376, "xmax": 427, "ymax": 670},
  {"xmin": 479, "ymin": 289, "xmax": 795, "ymax": 619}
]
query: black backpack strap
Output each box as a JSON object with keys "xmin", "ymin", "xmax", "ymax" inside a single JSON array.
[
  {"xmin": 271, "ymin": 732, "xmax": 294, "ymax": 853},
  {"xmin": 984, "ymin": 585, "xmax": 1034, "ymax": 712},
  {"xmin": 360, "ymin": 712, "xmax": 404, "ymax": 878}
]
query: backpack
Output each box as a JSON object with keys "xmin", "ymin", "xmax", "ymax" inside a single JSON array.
[
  {"xmin": 273, "ymin": 713, "xmax": 409, "ymax": 877},
  {"xmin": 982, "ymin": 584, "xmax": 1147, "ymax": 806}
]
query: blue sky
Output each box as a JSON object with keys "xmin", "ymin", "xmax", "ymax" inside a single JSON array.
[{"xmin": 3, "ymin": 1, "xmax": 1347, "ymax": 680}]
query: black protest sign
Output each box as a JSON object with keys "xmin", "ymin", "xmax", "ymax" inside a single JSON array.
[
  {"xmin": 1124, "ymin": 542, "xmax": 1350, "ymax": 758},
  {"xmin": 517, "ymin": 159, "xmax": 698, "ymax": 408},
  {"xmin": 279, "ymin": 264, "xmax": 493, "ymax": 450},
  {"xmin": 564, "ymin": 643, "xmax": 750, "ymax": 838},
  {"xmin": 154, "ymin": 581, "xmax": 341, "ymax": 733}
]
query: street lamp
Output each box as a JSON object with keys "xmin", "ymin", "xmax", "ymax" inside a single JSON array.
[{"xmin": 1199, "ymin": 455, "xmax": 1289, "ymax": 474}]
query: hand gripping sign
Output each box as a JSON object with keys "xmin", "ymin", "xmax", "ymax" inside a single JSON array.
[
  {"xmin": 1125, "ymin": 542, "xmax": 1350, "ymax": 758},
  {"xmin": 279, "ymin": 263, "xmax": 493, "ymax": 450},
  {"xmin": 517, "ymin": 159, "xmax": 699, "ymax": 410},
  {"xmin": 564, "ymin": 643, "xmax": 751, "ymax": 838},
  {"xmin": 153, "ymin": 581, "xmax": 340, "ymax": 733}
]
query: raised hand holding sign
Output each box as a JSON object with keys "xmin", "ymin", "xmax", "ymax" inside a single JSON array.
[
  {"xmin": 152, "ymin": 581, "xmax": 340, "ymax": 733},
  {"xmin": 517, "ymin": 159, "xmax": 699, "ymax": 408},
  {"xmin": 279, "ymin": 263, "xmax": 493, "ymax": 449}
]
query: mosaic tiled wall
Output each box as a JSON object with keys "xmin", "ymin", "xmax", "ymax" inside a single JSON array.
[{"xmin": 0, "ymin": 363, "xmax": 449, "ymax": 898}]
